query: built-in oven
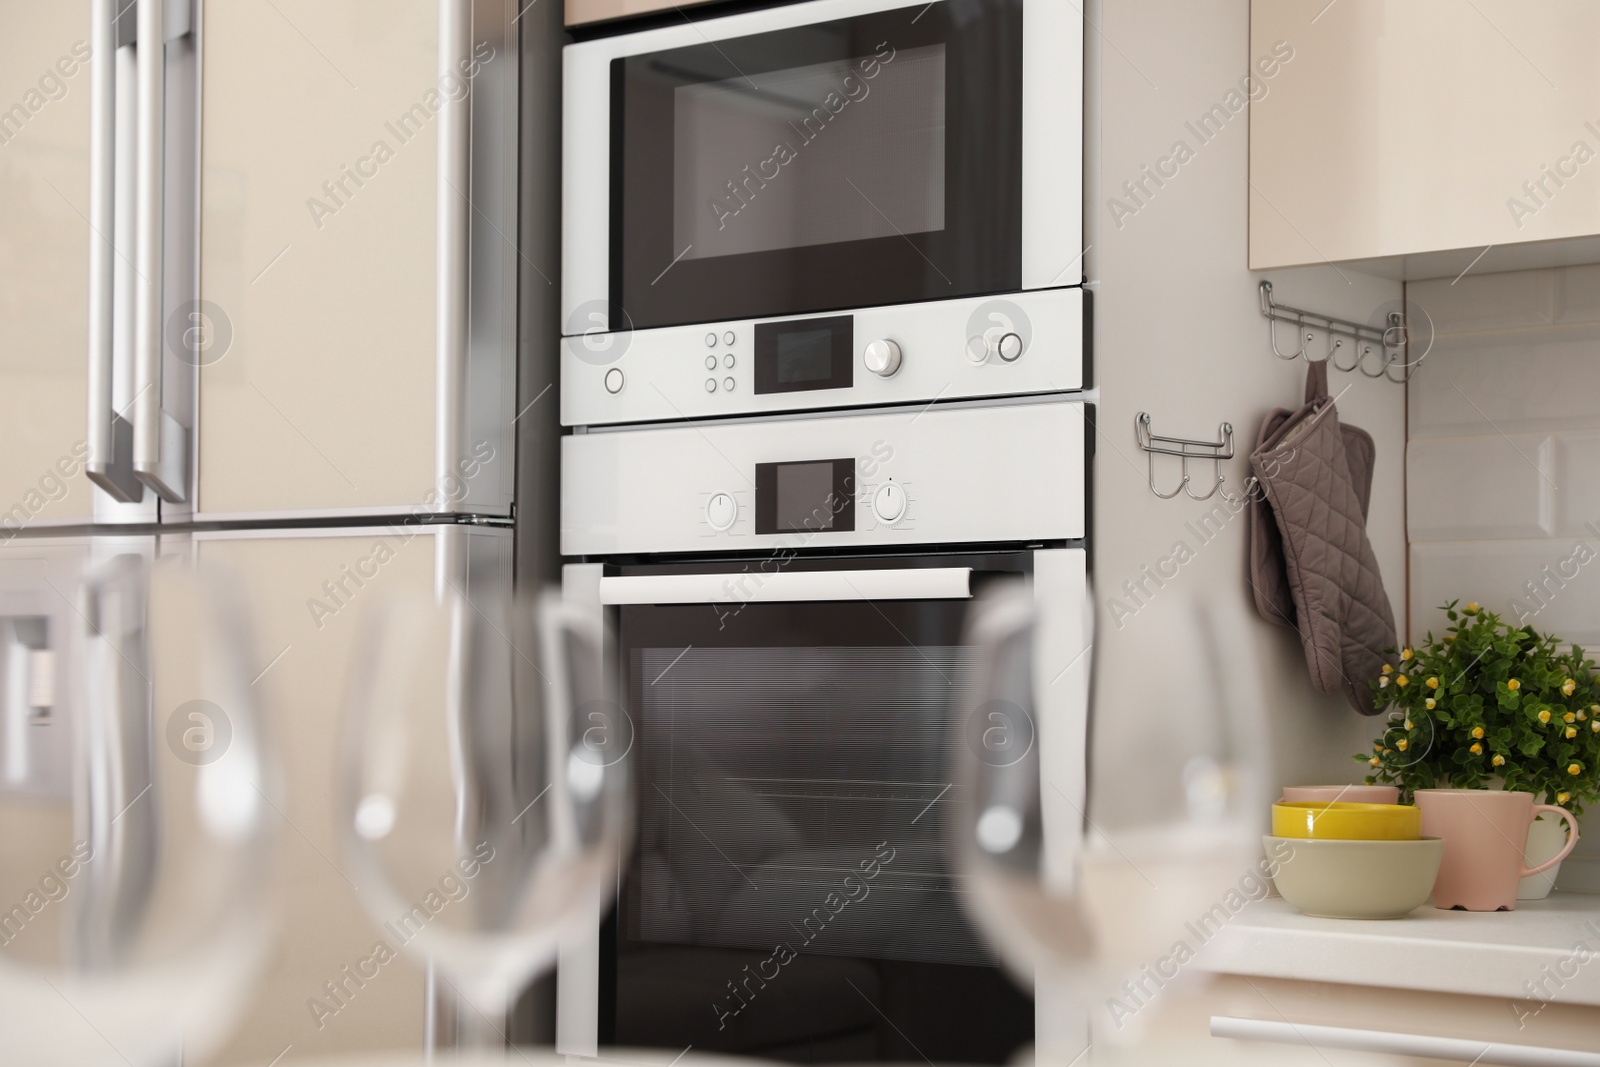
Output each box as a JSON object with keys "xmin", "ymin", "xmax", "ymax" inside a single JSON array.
[
  {"xmin": 554, "ymin": 397, "xmax": 1091, "ymax": 1062},
  {"xmin": 561, "ymin": 0, "xmax": 1085, "ymax": 426}
]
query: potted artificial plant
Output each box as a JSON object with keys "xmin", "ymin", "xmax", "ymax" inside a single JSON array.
[{"xmin": 1355, "ymin": 601, "xmax": 1600, "ymax": 905}]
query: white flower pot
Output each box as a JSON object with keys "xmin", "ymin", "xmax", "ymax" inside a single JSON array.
[{"xmin": 1518, "ymin": 814, "xmax": 1569, "ymax": 900}]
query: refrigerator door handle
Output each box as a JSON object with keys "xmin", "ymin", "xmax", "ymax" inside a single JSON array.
[
  {"xmin": 86, "ymin": 0, "xmax": 143, "ymax": 503},
  {"xmin": 435, "ymin": 0, "xmax": 471, "ymax": 505},
  {"xmin": 598, "ymin": 567, "xmax": 974, "ymax": 606},
  {"xmin": 130, "ymin": 0, "xmax": 189, "ymax": 503}
]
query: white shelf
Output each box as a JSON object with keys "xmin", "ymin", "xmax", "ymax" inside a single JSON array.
[{"xmin": 1201, "ymin": 892, "xmax": 1600, "ymax": 1005}]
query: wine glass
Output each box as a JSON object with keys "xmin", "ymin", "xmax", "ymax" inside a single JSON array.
[
  {"xmin": 338, "ymin": 585, "xmax": 629, "ymax": 1050},
  {"xmin": 0, "ymin": 553, "xmax": 276, "ymax": 1066},
  {"xmin": 949, "ymin": 581, "xmax": 1273, "ymax": 1058}
]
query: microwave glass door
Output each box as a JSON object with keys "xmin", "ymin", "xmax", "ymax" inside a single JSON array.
[
  {"xmin": 606, "ymin": 553, "xmax": 1033, "ymax": 1063},
  {"xmin": 613, "ymin": 0, "xmax": 1024, "ymax": 330}
]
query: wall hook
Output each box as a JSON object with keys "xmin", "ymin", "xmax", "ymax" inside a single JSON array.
[
  {"xmin": 1136, "ymin": 413, "xmax": 1236, "ymax": 501},
  {"xmin": 1259, "ymin": 280, "xmax": 1422, "ymax": 383}
]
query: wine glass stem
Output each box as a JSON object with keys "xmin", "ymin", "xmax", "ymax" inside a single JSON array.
[{"xmin": 451, "ymin": 979, "xmax": 509, "ymax": 1052}]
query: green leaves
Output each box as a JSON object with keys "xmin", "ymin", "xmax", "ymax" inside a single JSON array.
[{"xmin": 1360, "ymin": 602, "xmax": 1600, "ymax": 818}]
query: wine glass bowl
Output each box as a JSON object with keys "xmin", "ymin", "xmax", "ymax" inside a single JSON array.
[
  {"xmin": 338, "ymin": 586, "xmax": 629, "ymax": 1043},
  {"xmin": 0, "ymin": 553, "xmax": 275, "ymax": 1066}
]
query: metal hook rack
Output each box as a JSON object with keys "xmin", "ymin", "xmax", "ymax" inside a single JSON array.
[
  {"xmin": 1259, "ymin": 281, "xmax": 1424, "ymax": 383},
  {"xmin": 1135, "ymin": 412, "xmax": 1247, "ymax": 502}
]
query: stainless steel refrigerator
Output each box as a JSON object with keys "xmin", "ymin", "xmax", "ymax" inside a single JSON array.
[{"xmin": 0, "ymin": 0, "xmax": 557, "ymax": 1059}]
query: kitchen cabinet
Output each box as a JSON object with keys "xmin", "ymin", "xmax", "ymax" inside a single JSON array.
[
  {"xmin": 564, "ymin": 0, "xmax": 719, "ymax": 28},
  {"xmin": 1250, "ymin": 0, "xmax": 1600, "ymax": 277}
]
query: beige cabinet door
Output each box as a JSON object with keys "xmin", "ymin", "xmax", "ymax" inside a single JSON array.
[
  {"xmin": 195, "ymin": 0, "xmax": 517, "ymax": 521},
  {"xmin": 192, "ymin": 524, "xmax": 511, "ymax": 1062},
  {"xmin": 0, "ymin": 4, "xmax": 155, "ymax": 530},
  {"xmin": 1251, "ymin": 0, "xmax": 1600, "ymax": 273}
]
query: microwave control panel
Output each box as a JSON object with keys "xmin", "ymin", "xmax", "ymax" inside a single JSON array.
[
  {"xmin": 561, "ymin": 397, "xmax": 1085, "ymax": 556},
  {"xmin": 561, "ymin": 288, "xmax": 1086, "ymax": 428}
]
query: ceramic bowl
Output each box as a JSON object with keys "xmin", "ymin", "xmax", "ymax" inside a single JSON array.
[
  {"xmin": 1272, "ymin": 800, "xmax": 1420, "ymax": 840},
  {"xmin": 1264, "ymin": 835, "xmax": 1443, "ymax": 919},
  {"xmin": 1282, "ymin": 784, "xmax": 1400, "ymax": 805}
]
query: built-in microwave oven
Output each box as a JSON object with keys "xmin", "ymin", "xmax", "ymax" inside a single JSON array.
[{"xmin": 561, "ymin": 0, "xmax": 1085, "ymax": 426}]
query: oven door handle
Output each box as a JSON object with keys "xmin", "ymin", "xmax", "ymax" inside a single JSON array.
[{"xmin": 598, "ymin": 567, "xmax": 973, "ymax": 606}]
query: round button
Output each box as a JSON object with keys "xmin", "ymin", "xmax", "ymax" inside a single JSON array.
[
  {"xmin": 604, "ymin": 368, "xmax": 625, "ymax": 394},
  {"xmin": 705, "ymin": 355, "xmax": 717, "ymax": 370},
  {"xmin": 997, "ymin": 332, "xmax": 1024, "ymax": 362},
  {"xmin": 706, "ymin": 492, "xmax": 737, "ymax": 531},
  {"xmin": 724, "ymin": 354, "xmax": 735, "ymax": 369},
  {"xmin": 724, "ymin": 377, "xmax": 735, "ymax": 392},
  {"xmin": 872, "ymin": 482, "xmax": 906, "ymax": 524},
  {"xmin": 705, "ymin": 378, "xmax": 717, "ymax": 393},
  {"xmin": 863, "ymin": 339, "xmax": 902, "ymax": 377},
  {"xmin": 724, "ymin": 331, "xmax": 736, "ymax": 346},
  {"xmin": 705, "ymin": 333, "xmax": 717, "ymax": 347}
]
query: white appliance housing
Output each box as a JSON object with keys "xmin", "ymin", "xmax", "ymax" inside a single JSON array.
[{"xmin": 562, "ymin": 395, "xmax": 1086, "ymax": 555}]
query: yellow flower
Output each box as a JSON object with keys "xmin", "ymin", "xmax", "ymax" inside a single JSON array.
[
  {"xmin": 1581, "ymin": 709, "xmax": 1591, "ymax": 721},
  {"xmin": 1538, "ymin": 709, "xmax": 1552, "ymax": 724},
  {"xmin": 1444, "ymin": 635, "xmax": 1456, "ymax": 642},
  {"xmin": 1563, "ymin": 679, "xmax": 1577, "ymax": 696},
  {"xmin": 1426, "ymin": 676, "xmax": 1440, "ymax": 689},
  {"xmin": 1378, "ymin": 677, "xmax": 1391, "ymax": 688},
  {"xmin": 1396, "ymin": 739, "xmax": 1409, "ymax": 751},
  {"xmin": 1404, "ymin": 719, "xmax": 1414, "ymax": 730},
  {"xmin": 1492, "ymin": 754, "xmax": 1506, "ymax": 767},
  {"xmin": 1465, "ymin": 602, "xmax": 1480, "ymax": 613},
  {"xmin": 1425, "ymin": 698, "xmax": 1437, "ymax": 710},
  {"xmin": 1383, "ymin": 748, "xmax": 1392, "ymax": 755},
  {"xmin": 1373, "ymin": 741, "xmax": 1383, "ymax": 751},
  {"xmin": 1369, "ymin": 756, "xmax": 1381, "ymax": 767},
  {"xmin": 1567, "ymin": 727, "xmax": 1579, "ymax": 739},
  {"xmin": 1397, "ymin": 675, "xmax": 1410, "ymax": 688},
  {"xmin": 1471, "ymin": 726, "xmax": 1485, "ymax": 739},
  {"xmin": 1508, "ymin": 679, "xmax": 1521, "ymax": 691},
  {"xmin": 1470, "ymin": 742, "xmax": 1483, "ymax": 754},
  {"xmin": 1566, "ymin": 712, "xmax": 1578, "ymax": 724},
  {"xmin": 1569, "ymin": 763, "xmax": 1583, "ymax": 776},
  {"xmin": 1401, "ymin": 648, "xmax": 1414, "ymax": 661},
  {"xmin": 1381, "ymin": 664, "xmax": 1395, "ymax": 675},
  {"xmin": 1592, "ymin": 721, "xmax": 1600, "ymax": 733},
  {"xmin": 1558, "ymin": 792, "xmax": 1571, "ymax": 805}
]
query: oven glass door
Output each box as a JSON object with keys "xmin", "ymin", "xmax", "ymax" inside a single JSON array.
[
  {"xmin": 606, "ymin": 553, "xmax": 1033, "ymax": 1063},
  {"xmin": 613, "ymin": 0, "xmax": 1023, "ymax": 330}
]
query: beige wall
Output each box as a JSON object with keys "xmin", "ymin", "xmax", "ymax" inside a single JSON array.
[{"xmin": 1089, "ymin": 0, "xmax": 1406, "ymax": 834}]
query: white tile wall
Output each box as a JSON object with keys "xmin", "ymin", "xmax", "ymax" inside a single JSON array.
[
  {"xmin": 1411, "ymin": 266, "xmax": 1600, "ymax": 889},
  {"xmin": 1408, "ymin": 266, "xmax": 1600, "ymax": 647}
]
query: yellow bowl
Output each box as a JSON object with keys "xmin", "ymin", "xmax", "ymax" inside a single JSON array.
[{"xmin": 1271, "ymin": 801, "xmax": 1420, "ymax": 841}]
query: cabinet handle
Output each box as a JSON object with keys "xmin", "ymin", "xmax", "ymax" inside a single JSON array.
[
  {"xmin": 131, "ymin": 0, "xmax": 188, "ymax": 503},
  {"xmin": 85, "ymin": 0, "xmax": 143, "ymax": 503},
  {"xmin": 1212, "ymin": 1016, "xmax": 1600, "ymax": 1066}
]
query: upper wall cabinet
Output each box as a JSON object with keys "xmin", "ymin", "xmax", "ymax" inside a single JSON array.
[
  {"xmin": 565, "ymin": 0, "xmax": 718, "ymax": 28},
  {"xmin": 197, "ymin": 0, "xmax": 518, "ymax": 520},
  {"xmin": 1251, "ymin": 1, "xmax": 1600, "ymax": 277}
]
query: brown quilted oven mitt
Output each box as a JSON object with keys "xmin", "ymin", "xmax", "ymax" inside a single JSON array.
[{"xmin": 1248, "ymin": 362, "xmax": 1396, "ymax": 714}]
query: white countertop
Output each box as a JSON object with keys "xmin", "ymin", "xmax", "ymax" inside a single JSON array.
[{"xmin": 1201, "ymin": 892, "xmax": 1600, "ymax": 1006}]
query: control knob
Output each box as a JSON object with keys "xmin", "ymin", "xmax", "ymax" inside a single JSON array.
[{"xmin": 863, "ymin": 339, "xmax": 902, "ymax": 378}]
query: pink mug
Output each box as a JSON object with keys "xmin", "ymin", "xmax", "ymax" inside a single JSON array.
[{"xmin": 1415, "ymin": 789, "xmax": 1579, "ymax": 911}]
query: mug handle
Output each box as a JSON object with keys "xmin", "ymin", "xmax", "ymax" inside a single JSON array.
[{"xmin": 1523, "ymin": 805, "xmax": 1581, "ymax": 877}]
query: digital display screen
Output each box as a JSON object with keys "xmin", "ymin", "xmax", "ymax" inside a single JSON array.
[
  {"xmin": 755, "ymin": 315, "xmax": 852, "ymax": 394},
  {"xmin": 776, "ymin": 462, "xmax": 837, "ymax": 530},
  {"xmin": 776, "ymin": 328, "xmax": 835, "ymax": 385},
  {"xmin": 755, "ymin": 459, "xmax": 856, "ymax": 535}
]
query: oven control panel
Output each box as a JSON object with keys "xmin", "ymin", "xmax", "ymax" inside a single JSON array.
[
  {"xmin": 561, "ymin": 397, "xmax": 1085, "ymax": 556},
  {"xmin": 561, "ymin": 288, "xmax": 1085, "ymax": 428}
]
